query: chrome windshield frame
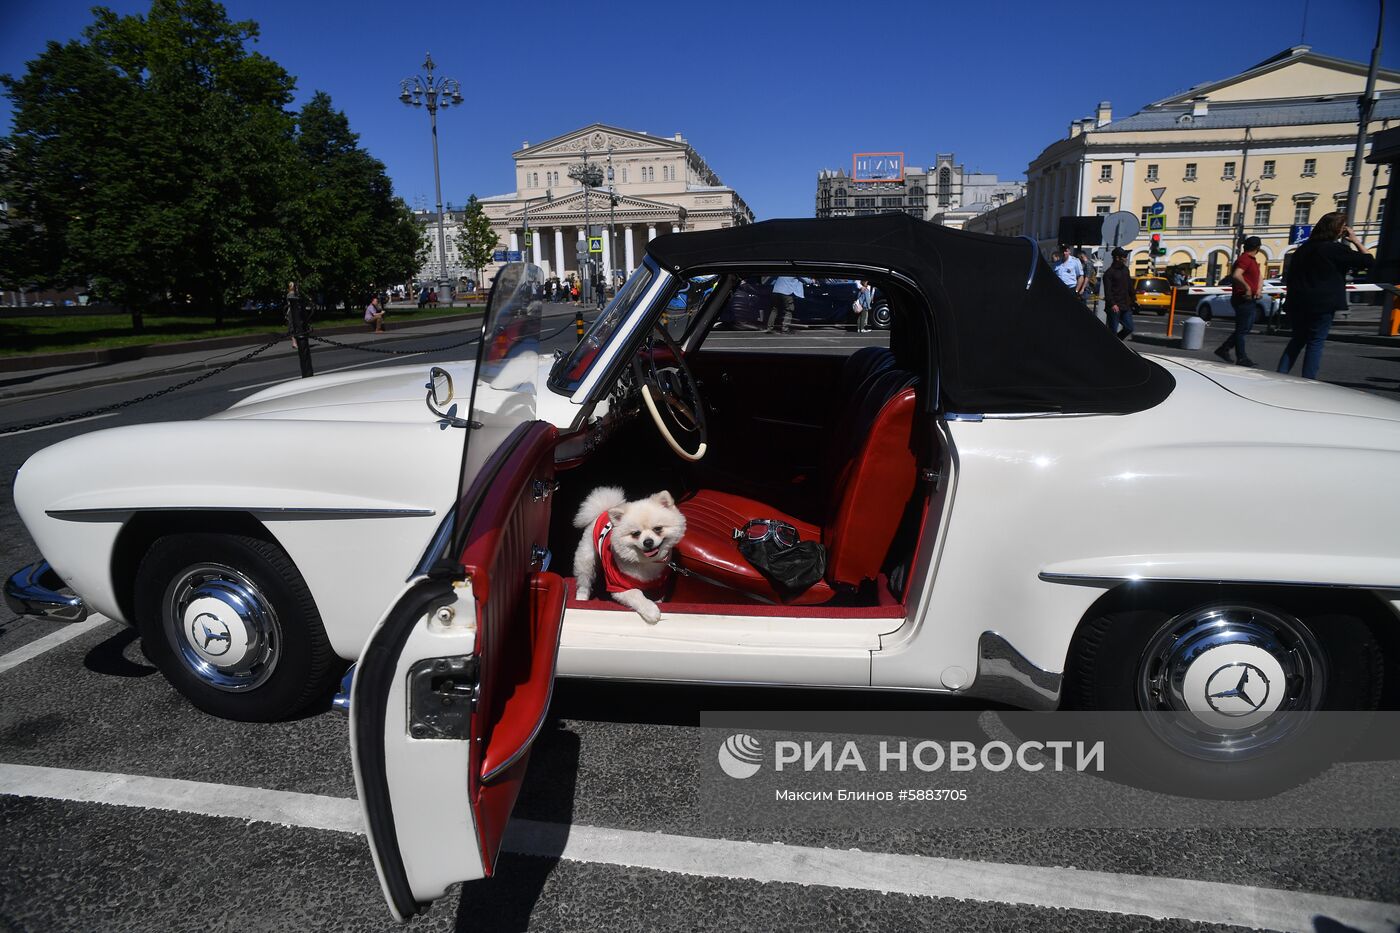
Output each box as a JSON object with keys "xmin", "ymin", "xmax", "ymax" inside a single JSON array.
[{"xmin": 549, "ymin": 256, "xmax": 675, "ymax": 406}]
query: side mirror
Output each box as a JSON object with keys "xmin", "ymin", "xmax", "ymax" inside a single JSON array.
[
  {"xmin": 424, "ymin": 366, "xmax": 476, "ymax": 429},
  {"xmin": 427, "ymin": 366, "xmax": 454, "ymax": 408}
]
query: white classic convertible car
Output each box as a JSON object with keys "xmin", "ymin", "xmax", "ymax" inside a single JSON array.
[{"xmin": 8, "ymin": 215, "xmax": 1399, "ymax": 916}]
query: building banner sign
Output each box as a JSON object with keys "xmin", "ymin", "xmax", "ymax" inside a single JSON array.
[{"xmin": 853, "ymin": 152, "xmax": 905, "ymax": 182}]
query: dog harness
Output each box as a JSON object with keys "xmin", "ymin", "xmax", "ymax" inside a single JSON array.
[{"xmin": 593, "ymin": 512, "xmax": 672, "ymax": 597}]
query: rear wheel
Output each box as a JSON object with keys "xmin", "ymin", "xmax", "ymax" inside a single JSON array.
[
  {"xmin": 1064, "ymin": 595, "xmax": 1383, "ymax": 797},
  {"xmin": 134, "ymin": 533, "xmax": 340, "ymax": 721},
  {"xmin": 871, "ymin": 302, "xmax": 892, "ymax": 329},
  {"xmin": 1197, "ymin": 305, "xmax": 1213, "ymax": 322}
]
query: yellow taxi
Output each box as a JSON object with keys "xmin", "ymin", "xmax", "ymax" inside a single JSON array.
[{"xmin": 1132, "ymin": 276, "xmax": 1172, "ymax": 314}]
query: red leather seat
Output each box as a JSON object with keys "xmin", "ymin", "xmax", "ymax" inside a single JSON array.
[
  {"xmin": 675, "ymin": 349, "xmax": 920, "ymax": 605},
  {"xmin": 675, "ymin": 489, "xmax": 834, "ymax": 605}
]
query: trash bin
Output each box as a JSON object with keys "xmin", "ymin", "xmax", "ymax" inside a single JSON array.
[{"xmin": 1180, "ymin": 314, "xmax": 1206, "ymax": 350}]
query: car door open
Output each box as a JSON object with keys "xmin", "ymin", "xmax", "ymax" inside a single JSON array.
[{"xmin": 350, "ymin": 264, "xmax": 566, "ymax": 920}]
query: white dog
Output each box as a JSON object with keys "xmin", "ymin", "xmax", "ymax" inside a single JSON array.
[{"xmin": 572, "ymin": 486, "xmax": 686, "ymax": 623}]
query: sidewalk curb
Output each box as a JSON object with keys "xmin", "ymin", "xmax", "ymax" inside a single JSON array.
[{"xmin": 0, "ymin": 313, "xmax": 483, "ymax": 402}]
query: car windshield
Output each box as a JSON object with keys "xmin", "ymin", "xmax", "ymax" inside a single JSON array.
[
  {"xmin": 549, "ymin": 259, "xmax": 662, "ymax": 394},
  {"xmin": 1136, "ymin": 278, "xmax": 1168, "ymax": 293}
]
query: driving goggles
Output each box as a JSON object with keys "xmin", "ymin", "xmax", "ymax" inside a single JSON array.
[{"xmin": 733, "ymin": 519, "xmax": 800, "ymax": 549}]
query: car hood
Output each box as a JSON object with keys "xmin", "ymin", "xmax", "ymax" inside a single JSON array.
[
  {"xmin": 1154, "ymin": 355, "xmax": 1400, "ymax": 423},
  {"xmin": 214, "ymin": 361, "xmax": 477, "ymax": 423}
]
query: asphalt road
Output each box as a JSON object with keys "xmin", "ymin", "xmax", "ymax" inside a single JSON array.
[{"xmin": 1, "ymin": 315, "xmax": 1398, "ymax": 932}]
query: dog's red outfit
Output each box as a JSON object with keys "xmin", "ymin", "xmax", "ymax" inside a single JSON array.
[{"xmin": 592, "ymin": 513, "xmax": 671, "ymax": 597}]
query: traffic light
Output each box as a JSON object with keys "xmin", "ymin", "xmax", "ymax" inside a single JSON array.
[{"xmin": 1150, "ymin": 233, "xmax": 1166, "ymax": 256}]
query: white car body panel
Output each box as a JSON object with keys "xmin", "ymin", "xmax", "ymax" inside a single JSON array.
[
  {"xmin": 557, "ymin": 607, "xmax": 895, "ymax": 686},
  {"xmin": 13, "ymin": 337, "xmax": 1400, "ymax": 703}
]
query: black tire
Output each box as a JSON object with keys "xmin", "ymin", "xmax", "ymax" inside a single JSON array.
[
  {"xmin": 871, "ymin": 302, "xmax": 893, "ymax": 329},
  {"xmin": 1062, "ymin": 596, "xmax": 1382, "ymax": 798},
  {"xmin": 134, "ymin": 532, "xmax": 341, "ymax": 721},
  {"xmin": 1197, "ymin": 306, "xmax": 1212, "ymax": 322}
]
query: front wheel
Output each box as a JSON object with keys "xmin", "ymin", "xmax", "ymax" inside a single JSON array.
[
  {"xmin": 1064, "ymin": 596, "xmax": 1382, "ymax": 797},
  {"xmin": 1197, "ymin": 305, "xmax": 1213, "ymax": 322},
  {"xmin": 134, "ymin": 532, "xmax": 341, "ymax": 721}
]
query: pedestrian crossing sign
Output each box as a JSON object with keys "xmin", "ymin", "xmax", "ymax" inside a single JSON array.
[
  {"xmin": 1148, "ymin": 215, "xmax": 1165, "ymax": 232},
  {"xmin": 588, "ymin": 236, "xmax": 603, "ymax": 254}
]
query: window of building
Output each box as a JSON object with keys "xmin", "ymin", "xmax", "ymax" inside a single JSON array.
[
  {"xmin": 663, "ymin": 165, "xmax": 673, "ymax": 182},
  {"xmin": 881, "ymin": 196, "xmax": 903, "ymax": 207},
  {"xmin": 834, "ymin": 198, "xmax": 847, "ymax": 207},
  {"xmin": 1139, "ymin": 204, "xmax": 1153, "ymax": 227},
  {"xmin": 855, "ymin": 197, "xmax": 876, "ymax": 208},
  {"xmin": 1344, "ymin": 156, "xmax": 1355, "ymax": 175},
  {"xmin": 618, "ymin": 168, "xmax": 627, "ymax": 184},
  {"xmin": 1222, "ymin": 161, "xmax": 1236, "ymax": 179},
  {"xmin": 1334, "ymin": 197, "xmax": 1348, "ymax": 217},
  {"xmin": 1099, "ymin": 164, "xmax": 1112, "ymax": 181},
  {"xmin": 1145, "ymin": 164, "xmax": 1159, "ymax": 181},
  {"xmin": 1293, "ymin": 200, "xmax": 1312, "ymax": 225},
  {"xmin": 1216, "ymin": 204, "xmax": 1232, "ymax": 227},
  {"xmin": 836, "ymin": 187, "xmax": 847, "ymax": 197},
  {"xmin": 937, "ymin": 167, "xmax": 952, "ymax": 207},
  {"xmin": 1261, "ymin": 160, "xmax": 1276, "ymax": 178},
  {"xmin": 1184, "ymin": 163, "xmax": 1197, "ymax": 180},
  {"xmin": 1178, "ymin": 204, "xmax": 1195, "ymax": 228},
  {"xmin": 1254, "ymin": 202, "xmax": 1272, "ymax": 227},
  {"xmin": 1096, "ymin": 205, "xmax": 1111, "ymax": 216},
  {"xmin": 1379, "ymin": 198, "xmax": 1387, "ymax": 225},
  {"xmin": 1302, "ymin": 158, "xmax": 1316, "ymax": 176}
]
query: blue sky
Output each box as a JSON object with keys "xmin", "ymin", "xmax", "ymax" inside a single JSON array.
[{"xmin": 2, "ymin": 0, "xmax": 1395, "ymax": 219}]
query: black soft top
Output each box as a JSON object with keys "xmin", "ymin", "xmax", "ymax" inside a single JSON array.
[{"xmin": 646, "ymin": 214, "xmax": 1174, "ymax": 415}]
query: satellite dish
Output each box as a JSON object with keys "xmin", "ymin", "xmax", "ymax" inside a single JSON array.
[{"xmin": 1101, "ymin": 211, "xmax": 1140, "ymax": 248}]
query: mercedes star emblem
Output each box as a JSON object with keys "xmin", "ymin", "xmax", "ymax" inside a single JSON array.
[
  {"xmin": 1205, "ymin": 662, "xmax": 1271, "ymax": 715},
  {"xmin": 191, "ymin": 612, "xmax": 232, "ymax": 657}
]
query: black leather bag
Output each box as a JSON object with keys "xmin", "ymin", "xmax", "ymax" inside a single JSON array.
[{"xmin": 737, "ymin": 536, "xmax": 827, "ymax": 598}]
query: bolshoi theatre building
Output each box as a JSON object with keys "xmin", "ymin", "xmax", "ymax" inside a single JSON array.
[{"xmin": 473, "ymin": 123, "xmax": 754, "ymax": 282}]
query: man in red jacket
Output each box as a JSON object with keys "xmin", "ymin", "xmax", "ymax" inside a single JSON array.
[{"xmin": 1214, "ymin": 236, "xmax": 1263, "ymax": 367}]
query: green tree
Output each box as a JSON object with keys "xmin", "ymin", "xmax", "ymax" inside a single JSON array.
[
  {"xmin": 0, "ymin": 0, "xmax": 301, "ymax": 329},
  {"xmin": 456, "ymin": 194, "xmax": 499, "ymax": 288},
  {"xmin": 292, "ymin": 91, "xmax": 423, "ymax": 313}
]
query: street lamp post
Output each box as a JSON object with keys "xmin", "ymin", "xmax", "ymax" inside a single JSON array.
[
  {"xmin": 607, "ymin": 146, "xmax": 617, "ymax": 290},
  {"xmin": 568, "ymin": 149, "xmax": 604, "ymax": 305},
  {"xmin": 400, "ymin": 53, "xmax": 462, "ymax": 296}
]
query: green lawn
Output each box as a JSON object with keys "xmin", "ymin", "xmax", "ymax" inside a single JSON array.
[{"xmin": 0, "ymin": 305, "xmax": 482, "ymax": 356}]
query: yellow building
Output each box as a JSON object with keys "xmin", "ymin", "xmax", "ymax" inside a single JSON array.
[{"xmin": 998, "ymin": 47, "xmax": 1399, "ymax": 281}]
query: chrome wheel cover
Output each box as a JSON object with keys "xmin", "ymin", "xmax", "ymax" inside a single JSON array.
[
  {"xmin": 162, "ymin": 562, "xmax": 281, "ymax": 692},
  {"xmin": 1136, "ymin": 604, "xmax": 1324, "ymax": 761}
]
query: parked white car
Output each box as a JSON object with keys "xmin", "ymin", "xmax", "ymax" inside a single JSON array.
[{"xmin": 9, "ymin": 216, "xmax": 1399, "ymax": 918}]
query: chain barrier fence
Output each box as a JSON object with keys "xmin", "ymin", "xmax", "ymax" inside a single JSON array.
[{"xmin": 1, "ymin": 335, "xmax": 284, "ymax": 437}]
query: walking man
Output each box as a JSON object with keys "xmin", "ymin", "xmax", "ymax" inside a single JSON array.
[
  {"xmin": 1102, "ymin": 247, "xmax": 1134, "ymax": 340},
  {"xmin": 768, "ymin": 275, "xmax": 805, "ymax": 334},
  {"xmin": 1053, "ymin": 244, "xmax": 1085, "ymax": 300},
  {"xmin": 1214, "ymin": 236, "xmax": 1264, "ymax": 367}
]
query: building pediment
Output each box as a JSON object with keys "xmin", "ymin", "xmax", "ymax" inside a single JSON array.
[
  {"xmin": 499, "ymin": 188, "xmax": 682, "ymax": 222},
  {"xmin": 1150, "ymin": 47, "xmax": 1400, "ymax": 107},
  {"xmin": 515, "ymin": 123, "xmax": 682, "ymax": 160}
]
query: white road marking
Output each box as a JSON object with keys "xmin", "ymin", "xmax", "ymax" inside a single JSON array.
[
  {"xmin": 1, "ymin": 412, "xmax": 119, "ymax": 436},
  {"xmin": 0, "ymin": 762, "xmax": 1394, "ymax": 932},
  {"xmin": 0, "ymin": 617, "xmax": 110, "ymax": 674},
  {"xmin": 230, "ymin": 354, "xmax": 426, "ymax": 393}
]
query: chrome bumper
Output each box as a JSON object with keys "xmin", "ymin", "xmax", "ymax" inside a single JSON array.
[{"xmin": 4, "ymin": 560, "xmax": 88, "ymax": 623}]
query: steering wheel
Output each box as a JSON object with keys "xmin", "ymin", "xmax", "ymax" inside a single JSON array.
[{"xmin": 632, "ymin": 322, "xmax": 708, "ymax": 461}]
